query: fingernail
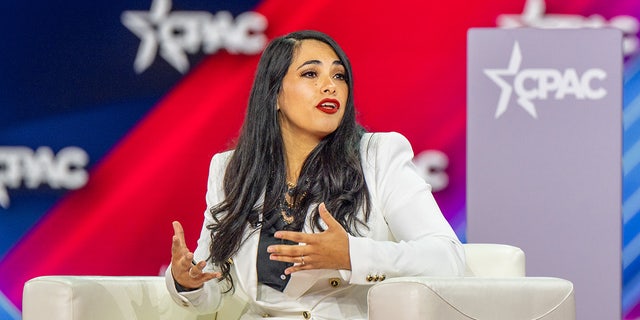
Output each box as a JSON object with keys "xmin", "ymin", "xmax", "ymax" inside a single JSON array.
[{"xmin": 274, "ymin": 232, "xmax": 281, "ymax": 238}]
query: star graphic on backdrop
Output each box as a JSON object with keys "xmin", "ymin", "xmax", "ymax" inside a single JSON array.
[
  {"xmin": 121, "ymin": 0, "xmax": 190, "ymax": 73},
  {"xmin": 483, "ymin": 42, "xmax": 538, "ymax": 119}
]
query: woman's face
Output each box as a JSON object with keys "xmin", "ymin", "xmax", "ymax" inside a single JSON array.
[{"xmin": 277, "ymin": 39, "xmax": 348, "ymax": 145}]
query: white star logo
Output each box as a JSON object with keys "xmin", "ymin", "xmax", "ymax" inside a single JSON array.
[
  {"xmin": 483, "ymin": 42, "xmax": 538, "ymax": 119},
  {"xmin": 122, "ymin": 0, "xmax": 189, "ymax": 73}
]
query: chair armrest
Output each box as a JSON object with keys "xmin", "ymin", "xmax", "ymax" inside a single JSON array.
[
  {"xmin": 367, "ymin": 277, "xmax": 574, "ymax": 320},
  {"xmin": 463, "ymin": 243, "xmax": 526, "ymax": 277},
  {"xmin": 22, "ymin": 276, "xmax": 215, "ymax": 320}
]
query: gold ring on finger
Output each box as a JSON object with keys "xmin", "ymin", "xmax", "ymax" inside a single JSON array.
[{"xmin": 188, "ymin": 267, "xmax": 198, "ymax": 279}]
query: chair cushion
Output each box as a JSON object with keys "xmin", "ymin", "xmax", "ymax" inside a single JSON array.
[{"xmin": 463, "ymin": 243, "xmax": 525, "ymax": 277}]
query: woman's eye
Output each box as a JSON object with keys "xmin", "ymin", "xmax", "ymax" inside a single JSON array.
[
  {"xmin": 301, "ymin": 71, "xmax": 317, "ymax": 78},
  {"xmin": 334, "ymin": 73, "xmax": 346, "ymax": 80}
]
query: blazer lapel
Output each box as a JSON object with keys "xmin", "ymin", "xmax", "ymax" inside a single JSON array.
[{"xmin": 233, "ymin": 227, "xmax": 260, "ymax": 301}]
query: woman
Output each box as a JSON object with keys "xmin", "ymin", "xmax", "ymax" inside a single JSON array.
[{"xmin": 166, "ymin": 30, "xmax": 465, "ymax": 319}]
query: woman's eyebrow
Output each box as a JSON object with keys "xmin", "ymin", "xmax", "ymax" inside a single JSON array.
[{"xmin": 296, "ymin": 59, "xmax": 343, "ymax": 70}]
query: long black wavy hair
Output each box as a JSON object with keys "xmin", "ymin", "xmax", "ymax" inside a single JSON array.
[{"xmin": 207, "ymin": 30, "xmax": 371, "ymax": 291}]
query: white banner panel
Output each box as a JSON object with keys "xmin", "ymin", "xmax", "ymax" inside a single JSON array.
[{"xmin": 467, "ymin": 28, "xmax": 622, "ymax": 320}]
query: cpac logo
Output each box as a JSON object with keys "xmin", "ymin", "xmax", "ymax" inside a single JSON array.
[
  {"xmin": 497, "ymin": 0, "xmax": 639, "ymax": 56},
  {"xmin": 0, "ymin": 147, "xmax": 89, "ymax": 209},
  {"xmin": 484, "ymin": 42, "xmax": 607, "ymax": 119},
  {"xmin": 122, "ymin": 0, "xmax": 268, "ymax": 74}
]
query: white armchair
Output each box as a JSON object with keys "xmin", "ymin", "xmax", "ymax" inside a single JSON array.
[{"xmin": 22, "ymin": 244, "xmax": 574, "ymax": 320}]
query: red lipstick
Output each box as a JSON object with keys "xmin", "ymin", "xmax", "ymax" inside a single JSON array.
[{"xmin": 316, "ymin": 98, "xmax": 340, "ymax": 114}]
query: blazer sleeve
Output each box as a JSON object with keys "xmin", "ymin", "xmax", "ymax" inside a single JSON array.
[
  {"xmin": 164, "ymin": 152, "xmax": 230, "ymax": 313},
  {"xmin": 347, "ymin": 132, "xmax": 465, "ymax": 285}
]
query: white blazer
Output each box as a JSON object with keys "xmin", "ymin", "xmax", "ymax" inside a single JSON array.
[{"xmin": 166, "ymin": 132, "xmax": 465, "ymax": 319}]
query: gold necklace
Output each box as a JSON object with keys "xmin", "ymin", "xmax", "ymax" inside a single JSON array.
[
  {"xmin": 281, "ymin": 181, "xmax": 298, "ymax": 224},
  {"xmin": 280, "ymin": 208, "xmax": 295, "ymax": 224}
]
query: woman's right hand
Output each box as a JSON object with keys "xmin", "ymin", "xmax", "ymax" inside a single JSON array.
[{"xmin": 171, "ymin": 221, "xmax": 221, "ymax": 290}]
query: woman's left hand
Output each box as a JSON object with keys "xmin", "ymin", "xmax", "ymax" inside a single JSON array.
[{"xmin": 268, "ymin": 202, "xmax": 351, "ymax": 274}]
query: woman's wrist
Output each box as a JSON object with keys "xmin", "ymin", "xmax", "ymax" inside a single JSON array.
[{"xmin": 174, "ymin": 279, "xmax": 201, "ymax": 292}]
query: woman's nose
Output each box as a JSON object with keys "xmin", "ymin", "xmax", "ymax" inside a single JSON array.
[{"xmin": 321, "ymin": 77, "xmax": 337, "ymax": 94}]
